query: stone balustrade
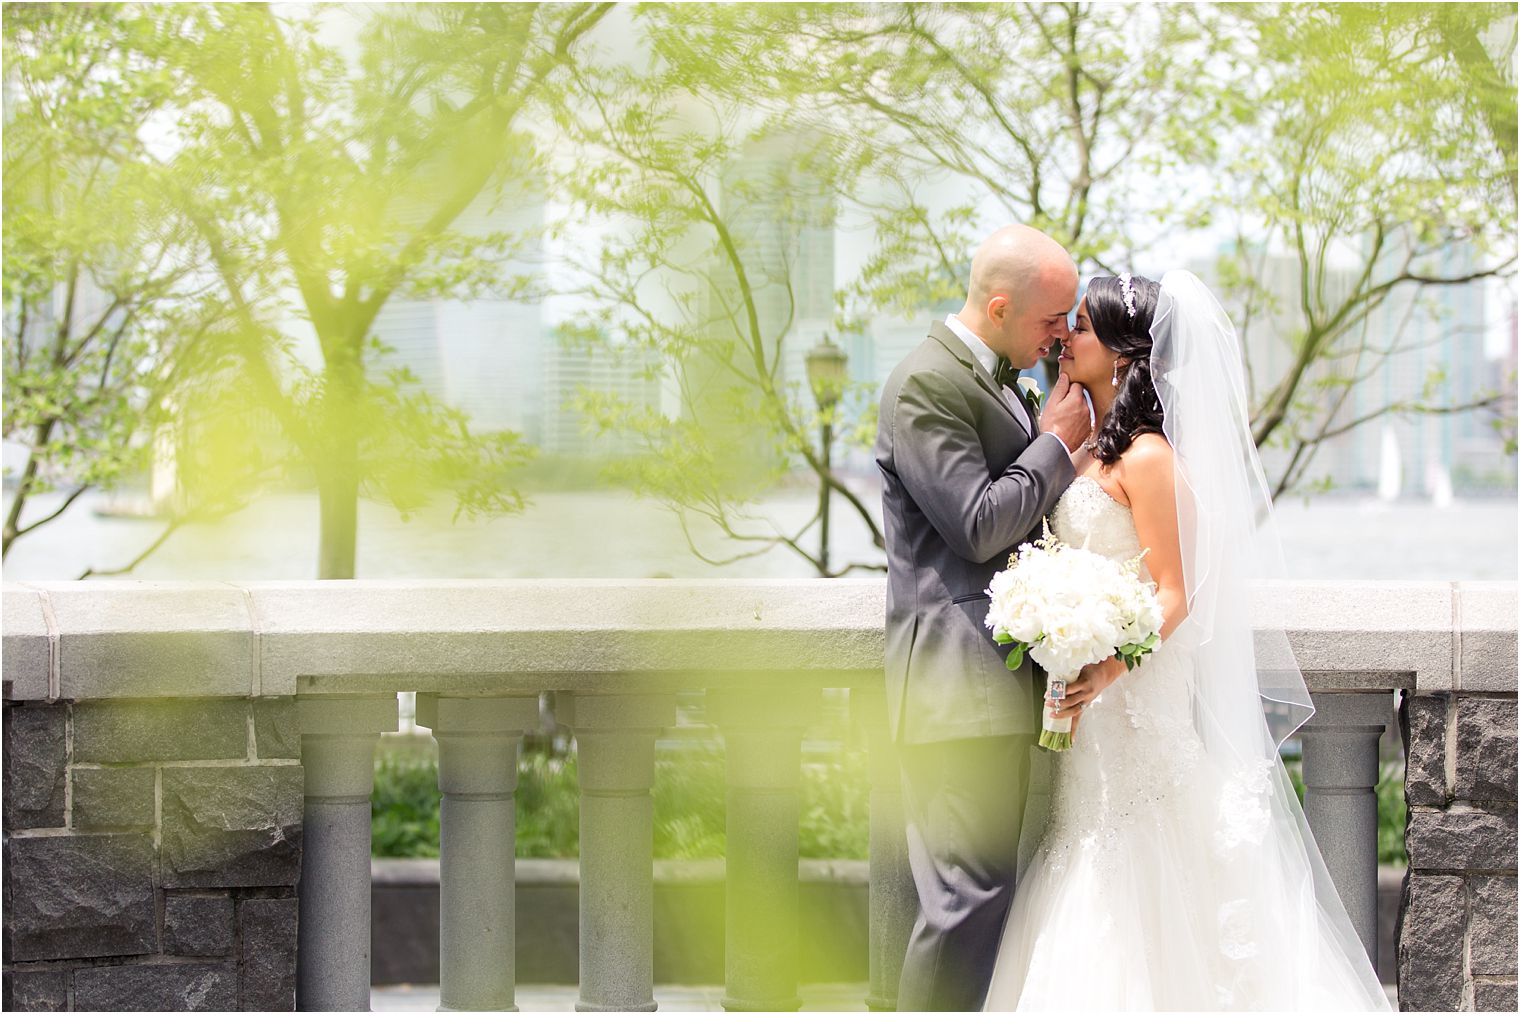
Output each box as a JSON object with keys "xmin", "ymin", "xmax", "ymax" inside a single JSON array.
[{"xmin": 2, "ymin": 579, "xmax": 1515, "ymax": 1012}]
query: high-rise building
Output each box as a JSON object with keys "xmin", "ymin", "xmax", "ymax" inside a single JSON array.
[
  {"xmin": 1192, "ymin": 242, "xmax": 1514, "ymax": 496},
  {"xmin": 540, "ymin": 341, "xmax": 663, "ymax": 456},
  {"xmin": 368, "ymin": 194, "xmax": 546, "ymax": 442}
]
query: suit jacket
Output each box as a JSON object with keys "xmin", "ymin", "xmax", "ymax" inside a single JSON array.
[{"xmin": 874, "ymin": 321, "xmax": 1076, "ymax": 744}]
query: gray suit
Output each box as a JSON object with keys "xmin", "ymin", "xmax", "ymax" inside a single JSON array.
[{"xmin": 874, "ymin": 320, "xmax": 1075, "ymax": 1011}]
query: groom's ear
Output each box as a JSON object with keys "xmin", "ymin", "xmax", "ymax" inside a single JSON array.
[{"xmin": 987, "ymin": 294, "xmax": 1010, "ymax": 324}]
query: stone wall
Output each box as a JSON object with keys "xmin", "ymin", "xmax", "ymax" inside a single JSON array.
[
  {"xmin": 1398, "ymin": 583, "xmax": 1519, "ymax": 1012},
  {"xmin": 3, "ymin": 578, "xmax": 1515, "ymax": 1011},
  {"xmin": 2, "ymin": 584, "xmax": 303, "ymax": 1012},
  {"xmin": 2, "ymin": 698, "xmax": 302, "ymax": 1011}
]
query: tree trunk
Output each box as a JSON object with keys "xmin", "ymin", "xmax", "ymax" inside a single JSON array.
[
  {"xmin": 316, "ymin": 343, "xmax": 363, "ymax": 580},
  {"xmin": 316, "ymin": 464, "xmax": 359, "ymax": 579}
]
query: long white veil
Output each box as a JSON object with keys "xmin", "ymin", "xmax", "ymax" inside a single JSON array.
[
  {"xmin": 1149, "ymin": 269, "xmax": 1312, "ymax": 754},
  {"xmin": 1149, "ymin": 269, "xmax": 1389, "ymax": 1008}
]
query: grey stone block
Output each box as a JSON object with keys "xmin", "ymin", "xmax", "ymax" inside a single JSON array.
[
  {"xmin": 238, "ymin": 896, "xmax": 298, "ymax": 1010},
  {"xmin": 2, "ymin": 703, "xmax": 66, "ymax": 830},
  {"xmin": 250, "ymin": 580, "xmax": 889, "ymax": 694},
  {"xmin": 161, "ymin": 766, "xmax": 302, "ymax": 888},
  {"xmin": 73, "ymin": 698, "xmax": 248, "ymax": 763},
  {"xmin": 2, "ymin": 967, "xmax": 67, "ymax": 1011},
  {"xmin": 73, "ymin": 962, "xmax": 237, "ymax": 1012},
  {"xmin": 1469, "ymin": 876, "xmax": 1519, "ymax": 976},
  {"xmin": 1458, "ymin": 583, "xmax": 1519, "ymax": 692},
  {"xmin": 1261, "ymin": 581, "xmax": 1453, "ymax": 692},
  {"xmin": 72, "ymin": 766, "xmax": 156, "ymax": 828},
  {"xmin": 1474, "ymin": 980, "xmax": 1519, "ymax": 1012},
  {"xmin": 1407, "ymin": 808, "xmax": 1518, "ymax": 872},
  {"xmin": 1455, "ymin": 698, "xmax": 1519, "ymax": 802},
  {"xmin": 1397, "ymin": 874, "xmax": 1465, "ymax": 1012},
  {"xmin": 253, "ymin": 698, "xmax": 299, "ymax": 759},
  {"xmin": 2, "ymin": 587, "xmax": 50, "ymax": 701},
  {"xmin": 2, "ymin": 833, "xmax": 157, "ymax": 961},
  {"xmin": 1403, "ymin": 694, "xmax": 1448, "ymax": 807},
  {"xmin": 33, "ymin": 581, "xmax": 253, "ymax": 699},
  {"xmin": 164, "ymin": 892, "xmax": 234, "ymax": 957}
]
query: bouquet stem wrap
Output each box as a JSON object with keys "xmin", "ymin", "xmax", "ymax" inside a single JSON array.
[{"xmin": 1039, "ymin": 674, "xmax": 1075, "ymax": 752}]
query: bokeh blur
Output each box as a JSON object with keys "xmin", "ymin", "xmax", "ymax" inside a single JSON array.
[{"xmin": 3, "ymin": 2, "xmax": 1515, "ymax": 585}]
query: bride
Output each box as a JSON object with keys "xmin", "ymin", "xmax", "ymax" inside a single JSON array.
[{"xmin": 983, "ymin": 270, "xmax": 1391, "ymax": 1011}]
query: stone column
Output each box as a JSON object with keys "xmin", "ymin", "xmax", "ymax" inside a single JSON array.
[
  {"xmin": 297, "ymin": 693, "xmax": 399, "ymax": 1012},
  {"xmin": 707, "ymin": 686, "xmax": 820, "ymax": 1013},
  {"xmin": 852, "ymin": 686, "xmax": 915, "ymax": 1013},
  {"xmin": 1299, "ymin": 690, "xmax": 1392, "ymax": 961},
  {"xmin": 562, "ymin": 692, "xmax": 677, "ymax": 1013},
  {"xmin": 415, "ymin": 694, "xmax": 541, "ymax": 1013}
]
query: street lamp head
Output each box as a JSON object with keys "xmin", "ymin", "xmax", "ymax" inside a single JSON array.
[{"xmin": 806, "ymin": 332, "xmax": 848, "ymax": 411}]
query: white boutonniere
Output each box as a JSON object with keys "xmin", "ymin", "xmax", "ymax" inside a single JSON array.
[{"xmin": 1017, "ymin": 376, "xmax": 1044, "ymax": 408}]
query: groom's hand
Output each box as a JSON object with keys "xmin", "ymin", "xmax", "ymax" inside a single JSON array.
[{"xmin": 1040, "ymin": 372, "xmax": 1092, "ymax": 453}]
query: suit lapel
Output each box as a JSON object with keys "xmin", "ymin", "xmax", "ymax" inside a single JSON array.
[{"xmin": 927, "ymin": 322, "xmax": 1026, "ymax": 432}]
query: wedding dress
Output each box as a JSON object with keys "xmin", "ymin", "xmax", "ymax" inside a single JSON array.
[{"xmin": 982, "ymin": 474, "xmax": 1391, "ymax": 1011}]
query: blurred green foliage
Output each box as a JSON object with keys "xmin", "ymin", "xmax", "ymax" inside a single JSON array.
[
  {"xmin": 5, "ymin": 2, "xmax": 1514, "ymax": 577},
  {"xmin": 377, "ymin": 743, "xmax": 1408, "ymax": 866},
  {"xmin": 372, "ymin": 742, "xmax": 872, "ymax": 861}
]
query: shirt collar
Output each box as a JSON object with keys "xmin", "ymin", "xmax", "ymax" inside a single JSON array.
[{"xmin": 944, "ymin": 313, "xmax": 1000, "ymax": 379}]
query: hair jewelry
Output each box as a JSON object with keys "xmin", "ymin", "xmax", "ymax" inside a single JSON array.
[{"xmin": 1118, "ymin": 273, "xmax": 1137, "ymax": 319}]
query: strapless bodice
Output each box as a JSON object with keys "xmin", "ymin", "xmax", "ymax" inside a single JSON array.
[{"xmin": 1049, "ymin": 474, "xmax": 1146, "ymax": 572}]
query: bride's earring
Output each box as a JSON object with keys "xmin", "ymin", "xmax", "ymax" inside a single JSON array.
[{"xmin": 1111, "ymin": 360, "xmax": 1121, "ymax": 388}]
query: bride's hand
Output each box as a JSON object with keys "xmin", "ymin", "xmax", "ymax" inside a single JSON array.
[{"xmin": 1049, "ymin": 657, "xmax": 1124, "ymax": 720}]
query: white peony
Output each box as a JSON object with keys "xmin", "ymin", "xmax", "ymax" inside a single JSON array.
[{"xmin": 983, "ymin": 519, "xmax": 1165, "ymax": 751}]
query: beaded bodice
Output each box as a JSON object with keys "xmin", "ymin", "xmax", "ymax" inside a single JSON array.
[{"xmin": 1049, "ymin": 475, "xmax": 1147, "ymax": 572}]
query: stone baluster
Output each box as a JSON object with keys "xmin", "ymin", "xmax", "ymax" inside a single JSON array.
[
  {"xmin": 562, "ymin": 692, "xmax": 677, "ymax": 1013},
  {"xmin": 852, "ymin": 685, "xmax": 916, "ymax": 1013},
  {"xmin": 297, "ymin": 693, "xmax": 400, "ymax": 1012},
  {"xmin": 1299, "ymin": 690, "xmax": 1393, "ymax": 961},
  {"xmin": 707, "ymin": 686, "xmax": 820, "ymax": 1013},
  {"xmin": 415, "ymin": 693, "xmax": 541, "ymax": 1013}
]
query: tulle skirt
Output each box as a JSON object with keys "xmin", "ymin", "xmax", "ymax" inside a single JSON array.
[{"xmin": 984, "ymin": 641, "xmax": 1391, "ymax": 1012}]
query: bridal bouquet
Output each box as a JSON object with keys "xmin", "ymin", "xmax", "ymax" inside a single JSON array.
[{"xmin": 984, "ymin": 520, "xmax": 1164, "ymax": 751}]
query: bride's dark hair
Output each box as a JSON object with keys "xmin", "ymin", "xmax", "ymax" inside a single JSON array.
[{"xmin": 1085, "ymin": 273, "xmax": 1166, "ymax": 466}]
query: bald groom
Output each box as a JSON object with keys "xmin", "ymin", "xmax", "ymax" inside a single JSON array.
[{"xmin": 874, "ymin": 225, "xmax": 1093, "ymax": 1011}]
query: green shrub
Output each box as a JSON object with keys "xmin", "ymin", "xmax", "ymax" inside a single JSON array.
[
  {"xmin": 374, "ymin": 744, "xmax": 1400, "ymax": 866},
  {"xmin": 371, "ymin": 740, "xmax": 872, "ymax": 860},
  {"xmin": 372, "ymin": 749, "xmax": 441, "ymax": 858}
]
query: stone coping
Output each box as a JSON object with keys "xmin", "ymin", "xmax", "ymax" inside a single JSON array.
[{"xmin": 3, "ymin": 579, "xmax": 1513, "ymax": 701}]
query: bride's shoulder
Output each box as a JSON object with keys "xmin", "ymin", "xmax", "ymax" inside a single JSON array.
[
  {"xmin": 1119, "ymin": 433, "xmax": 1174, "ymax": 470},
  {"xmin": 1113, "ymin": 434, "xmax": 1175, "ymax": 491}
]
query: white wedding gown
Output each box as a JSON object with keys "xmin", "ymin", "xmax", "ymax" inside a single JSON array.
[{"xmin": 984, "ymin": 476, "xmax": 1391, "ymax": 1012}]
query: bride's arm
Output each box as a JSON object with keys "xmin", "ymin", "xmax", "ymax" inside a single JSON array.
[
  {"xmin": 1050, "ymin": 434, "xmax": 1188, "ymax": 722},
  {"xmin": 1121, "ymin": 434, "xmax": 1189, "ymax": 642}
]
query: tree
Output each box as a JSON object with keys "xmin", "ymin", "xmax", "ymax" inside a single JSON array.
[
  {"xmin": 1205, "ymin": 2, "xmax": 1517, "ymax": 494},
  {"xmin": 657, "ymin": 2, "xmax": 1517, "ymax": 498},
  {"xmin": 665, "ymin": 3, "xmax": 1213, "ymax": 344},
  {"xmin": 153, "ymin": 2, "xmax": 611, "ymax": 578},
  {"xmin": 1, "ymin": 4, "xmax": 248, "ymax": 565},
  {"xmin": 547, "ymin": 19, "xmax": 886, "ymax": 577}
]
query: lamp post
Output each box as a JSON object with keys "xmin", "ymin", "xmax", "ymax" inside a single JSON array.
[{"xmin": 805, "ymin": 332, "xmax": 848, "ymax": 576}]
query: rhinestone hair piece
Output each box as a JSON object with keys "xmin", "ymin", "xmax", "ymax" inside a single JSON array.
[{"xmin": 1118, "ymin": 273, "xmax": 1137, "ymax": 319}]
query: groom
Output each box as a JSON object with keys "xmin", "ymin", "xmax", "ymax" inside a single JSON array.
[{"xmin": 874, "ymin": 224, "xmax": 1092, "ymax": 1011}]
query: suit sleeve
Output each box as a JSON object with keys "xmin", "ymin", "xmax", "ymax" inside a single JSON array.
[{"xmin": 890, "ymin": 369, "xmax": 1075, "ymax": 564}]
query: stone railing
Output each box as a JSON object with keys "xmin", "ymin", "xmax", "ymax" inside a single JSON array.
[{"xmin": 2, "ymin": 579, "xmax": 1514, "ymax": 1012}]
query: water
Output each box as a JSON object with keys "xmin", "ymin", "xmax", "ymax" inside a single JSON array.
[{"xmin": 1, "ymin": 478, "xmax": 1515, "ymax": 582}]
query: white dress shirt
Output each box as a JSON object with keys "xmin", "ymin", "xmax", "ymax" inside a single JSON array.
[{"xmin": 944, "ymin": 314, "xmax": 1071, "ymax": 456}]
